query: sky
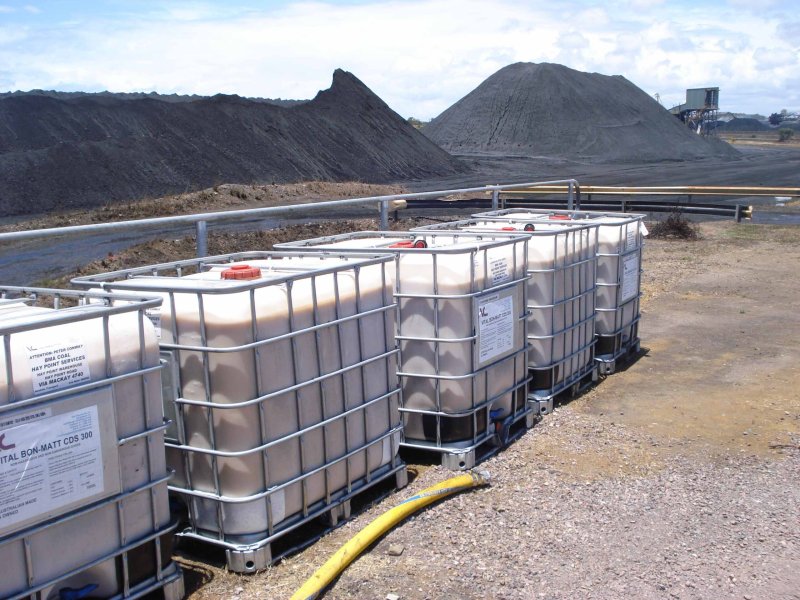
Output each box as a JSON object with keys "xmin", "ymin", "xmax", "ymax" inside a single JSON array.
[{"xmin": 0, "ymin": 0, "xmax": 798, "ymax": 119}]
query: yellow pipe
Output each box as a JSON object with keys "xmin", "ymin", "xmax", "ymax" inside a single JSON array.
[{"xmin": 290, "ymin": 470, "xmax": 490, "ymax": 600}]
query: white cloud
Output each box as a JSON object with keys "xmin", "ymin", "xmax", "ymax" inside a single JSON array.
[
  {"xmin": 0, "ymin": 0, "xmax": 797, "ymax": 116},
  {"xmin": 0, "ymin": 5, "xmax": 15, "ymax": 13},
  {"xmin": 753, "ymin": 47, "xmax": 799, "ymax": 69},
  {"xmin": 23, "ymin": 5, "xmax": 40, "ymax": 14}
]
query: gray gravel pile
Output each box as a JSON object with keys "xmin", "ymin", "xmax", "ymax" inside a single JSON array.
[
  {"xmin": 422, "ymin": 62, "xmax": 739, "ymax": 162},
  {"xmin": 717, "ymin": 117, "xmax": 771, "ymax": 132}
]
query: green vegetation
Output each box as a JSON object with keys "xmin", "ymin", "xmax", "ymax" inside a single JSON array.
[{"xmin": 407, "ymin": 117, "xmax": 428, "ymax": 130}]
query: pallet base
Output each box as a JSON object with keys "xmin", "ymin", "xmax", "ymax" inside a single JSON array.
[
  {"xmin": 596, "ymin": 338, "xmax": 641, "ymax": 375},
  {"xmin": 403, "ymin": 405, "xmax": 539, "ymax": 471},
  {"xmin": 181, "ymin": 465, "xmax": 409, "ymax": 573},
  {"xmin": 529, "ymin": 365, "xmax": 598, "ymax": 414}
]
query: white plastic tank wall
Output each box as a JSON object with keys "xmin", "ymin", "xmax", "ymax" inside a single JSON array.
[
  {"xmin": 0, "ymin": 287, "xmax": 180, "ymax": 600},
  {"xmin": 274, "ymin": 232, "xmax": 531, "ymax": 452},
  {"xmin": 473, "ymin": 209, "xmax": 647, "ymax": 363},
  {"xmin": 411, "ymin": 219, "xmax": 599, "ymax": 399},
  {"xmin": 73, "ymin": 252, "xmax": 403, "ymax": 559}
]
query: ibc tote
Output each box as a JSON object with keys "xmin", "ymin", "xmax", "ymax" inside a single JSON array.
[
  {"xmin": 412, "ymin": 218, "xmax": 600, "ymax": 413},
  {"xmin": 275, "ymin": 231, "xmax": 533, "ymax": 470},
  {"xmin": 0, "ymin": 287, "xmax": 182, "ymax": 600},
  {"xmin": 473, "ymin": 208, "xmax": 647, "ymax": 374},
  {"xmin": 73, "ymin": 251, "xmax": 406, "ymax": 572}
]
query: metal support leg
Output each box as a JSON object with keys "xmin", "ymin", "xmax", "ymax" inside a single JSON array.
[
  {"xmin": 380, "ymin": 200, "xmax": 389, "ymax": 231},
  {"xmin": 492, "ymin": 189, "xmax": 500, "ymax": 210},
  {"xmin": 196, "ymin": 220, "xmax": 208, "ymax": 258}
]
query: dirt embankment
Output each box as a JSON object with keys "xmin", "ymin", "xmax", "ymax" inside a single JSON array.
[
  {"xmin": 0, "ymin": 70, "xmax": 466, "ymax": 218},
  {"xmin": 0, "ymin": 181, "xmax": 407, "ymax": 233}
]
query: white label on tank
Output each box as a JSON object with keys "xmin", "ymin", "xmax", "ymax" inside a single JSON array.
[
  {"xmin": 477, "ymin": 293, "xmax": 515, "ymax": 364},
  {"xmin": 621, "ymin": 254, "xmax": 640, "ymax": 302},
  {"xmin": 489, "ymin": 257, "xmax": 511, "ymax": 285},
  {"xmin": 145, "ymin": 307, "xmax": 162, "ymax": 339},
  {"xmin": 0, "ymin": 405, "xmax": 103, "ymax": 530},
  {"xmin": 27, "ymin": 340, "xmax": 91, "ymax": 395},
  {"xmin": 625, "ymin": 227, "xmax": 637, "ymax": 251}
]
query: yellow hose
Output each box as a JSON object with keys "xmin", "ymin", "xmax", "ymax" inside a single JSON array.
[{"xmin": 290, "ymin": 470, "xmax": 490, "ymax": 600}]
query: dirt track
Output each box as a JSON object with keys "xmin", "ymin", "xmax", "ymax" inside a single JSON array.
[{"xmin": 174, "ymin": 221, "xmax": 799, "ymax": 600}]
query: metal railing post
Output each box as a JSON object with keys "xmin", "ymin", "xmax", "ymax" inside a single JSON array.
[
  {"xmin": 491, "ymin": 189, "xmax": 500, "ymax": 210},
  {"xmin": 379, "ymin": 200, "xmax": 389, "ymax": 231},
  {"xmin": 196, "ymin": 220, "xmax": 208, "ymax": 258},
  {"xmin": 568, "ymin": 181, "xmax": 574, "ymax": 210}
]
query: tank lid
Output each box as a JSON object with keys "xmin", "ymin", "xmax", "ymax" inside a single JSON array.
[
  {"xmin": 221, "ymin": 264, "xmax": 262, "ymax": 280},
  {"xmin": 388, "ymin": 239, "xmax": 427, "ymax": 248},
  {"xmin": 549, "ymin": 214, "xmax": 571, "ymax": 220}
]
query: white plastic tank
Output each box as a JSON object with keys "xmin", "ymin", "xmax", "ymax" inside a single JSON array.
[
  {"xmin": 411, "ymin": 219, "xmax": 599, "ymax": 400},
  {"xmin": 473, "ymin": 209, "xmax": 647, "ymax": 364},
  {"xmin": 0, "ymin": 287, "xmax": 180, "ymax": 600},
  {"xmin": 72, "ymin": 252, "xmax": 403, "ymax": 556},
  {"xmin": 275, "ymin": 232, "xmax": 531, "ymax": 452}
]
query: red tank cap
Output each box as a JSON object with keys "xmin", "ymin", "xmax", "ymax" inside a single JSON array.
[
  {"xmin": 501, "ymin": 226, "xmax": 516, "ymax": 231},
  {"xmin": 549, "ymin": 214, "xmax": 570, "ymax": 220},
  {"xmin": 523, "ymin": 223, "xmax": 536, "ymax": 231},
  {"xmin": 388, "ymin": 240, "xmax": 415, "ymax": 248},
  {"xmin": 221, "ymin": 264, "xmax": 262, "ymax": 280},
  {"xmin": 412, "ymin": 239, "xmax": 428, "ymax": 248}
]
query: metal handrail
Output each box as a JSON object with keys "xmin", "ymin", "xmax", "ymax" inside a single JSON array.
[
  {"xmin": 0, "ymin": 179, "xmax": 580, "ymax": 258},
  {"xmin": 500, "ymin": 184, "xmax": 800, "ymax": 197}
]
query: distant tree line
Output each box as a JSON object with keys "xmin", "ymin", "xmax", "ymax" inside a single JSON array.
[{"xmin": 768, "ymin": 109, "xmax": 797, "ymax": 126}]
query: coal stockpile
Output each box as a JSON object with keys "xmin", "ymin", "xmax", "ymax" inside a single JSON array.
[
  {"xmin": 423, "ymin": 62, "xmax": 739, "ymax": 162},
  {"xmin": 716, "ymin": 117, "xmax": 770, "ymax": 132},
  {"xmin": 0, "ymin": 70, "xmax": 466, "ymax": 217}
]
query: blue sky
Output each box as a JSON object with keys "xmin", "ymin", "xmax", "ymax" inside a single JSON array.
[{"xmin": 0, "ymin": 1, "xmax": 798, "ymax": 118}]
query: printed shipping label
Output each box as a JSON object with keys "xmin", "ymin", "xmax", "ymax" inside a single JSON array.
[
  {"xmin": 489, "ymin": 257, "xmax": 511, "ymax": 286},
  {"xmin": 621, "ymin": 254, "xmax": 640, "ymax": 302},
  {"xmin": 0, "ymin": 405, "xmax": 104, "ymax": 531},
  {"xmin": 625, "ymin": 227, "xmax": 637, "ymax": 251},
  {"xmin": 477, "ymin": 293, "xmax": 515, "ymax": 364},
  {"xmin": 475, "ymin": 256, "xmax": 512, "ymax": 286},
  {"xmin": 27, "ymin": 340, "xmax": 91, "ymax": 395},
  {"xmin": 145, "ymin": 307, "xmax": 162, "ymax": 339}
]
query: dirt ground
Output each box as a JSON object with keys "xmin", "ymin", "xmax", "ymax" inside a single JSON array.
[
  {"xmin": 0, "ymin": 181, "xmax": 407, "ymax": 232},
  {"xmin": 165, "ymin": 220, "xmax": 799, "ymax": 600}
]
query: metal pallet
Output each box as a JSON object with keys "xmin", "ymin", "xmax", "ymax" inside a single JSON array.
[
  {"xmin": 596, "ymin": 336, "xmax": 641, "ymax": 375},
  {"xmin": 401, "ymin": 389, "xmax": 538, "ymax": 471},
  {"xmin": 176, "ymin": 463, "xmax": 408, "ymax": 572}
]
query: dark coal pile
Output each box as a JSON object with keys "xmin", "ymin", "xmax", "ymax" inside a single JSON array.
[
  {"xmin": 717, "ymin": 117, "xmax": 770, "ymax": 132},
  {"xmin": 0, "ymin": 70, "xmax": 466, "ymax": 217},
  {"xmin": 423, "ymin": 62, "xmax": 739, "ymax": 162}
]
